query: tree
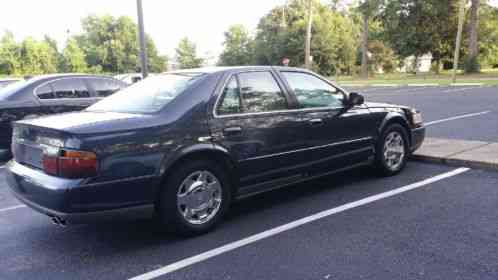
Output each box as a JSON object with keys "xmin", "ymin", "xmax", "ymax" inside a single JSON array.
[
  {"xmin": 0, "ymin": 31, "xmax": 21, "ymax": 75},
  {"xmin": 218, "ymin": 25, "xmax": 254, "ymax": 66},
  {"xmin": 175, "ymin": 37, "xmax": 204, "ymax": 69},
  {"xmin": 76, "ymin": 15, "xmax": 166, "ymax": 73},
  {"xmin": 381, "ymin": 0, "xmax": 460, "ymax": 73},
  {"xmin": 43, "ymin": 35, "xmax": 62, "ymax": 72},
  {"xmin": 474, "ymin": 3, "xmax": 498, "ymax": 67},
  {"xmin": 19, "ymin": 37, "xmax": 57, "ymax": 75},
  {"xmin": 466, "ymin": 0, "xmax": 480, "ymax": 73},
  {"xmin": 254, "ymin": 0, "xmax": 358, "ymax": 76},
  {"xmin": 358, "ymin": 0, "xmax": 384, "ymax": 78},
  {"xmin": 61, "ymin": 38, "xmax": 88, "ymax": 73}
]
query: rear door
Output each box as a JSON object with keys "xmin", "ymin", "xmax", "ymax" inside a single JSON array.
[
  {"xmin": 209, "ymin": 71, "xmax": 308, "ymax": 193},
  {"xmin": 279, "ymin": 71, "xmax": 376, "ymax": 175},
  {"xmin": 36, "ymin": 78, "xmax": 96, "ymax": 114}
]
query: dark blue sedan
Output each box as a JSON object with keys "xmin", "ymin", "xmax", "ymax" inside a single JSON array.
[{"xmin": 5, "ymin": 66, "xmax": 425, "ymax": 236}]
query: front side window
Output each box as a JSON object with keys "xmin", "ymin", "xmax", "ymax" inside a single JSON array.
[
  {"xmin": 87, "ymin": 73, "xmax": 204, "ymax": 114},
  {"xmin": 282, "ymin": 72, "xmax": 344, "ymax": 108},
  {"xmin": 89, "ymin": 78, "xmax": 123, "ymax": 97},
  {"xmin": 217, "ymin": 77, "xmax": 241, "ymax": 115},
  {"xmin": 237, "ymin": 72, "xmax": 288, "ymax": 113},
  {"xmin": 51, "ymin": 78, "xmax": 90, "ymax": 99}
]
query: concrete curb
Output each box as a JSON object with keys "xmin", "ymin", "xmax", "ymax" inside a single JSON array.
[{"xmin": 412, "ymin": 138, "xmax": 498, "ymax": 171}]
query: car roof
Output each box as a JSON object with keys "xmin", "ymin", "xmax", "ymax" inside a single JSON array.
[
  {"xmin": 166, "ymin": 66, "xmax": 312, "ymax": 75},
  {"xmin": 27, "ymin": 73, "xmax": 116, "ymax": 83}
]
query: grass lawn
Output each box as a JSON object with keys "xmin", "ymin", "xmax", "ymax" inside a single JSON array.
[{"xmin": 333, "ymin": 69, "xmax": 498, "ymax": 86}]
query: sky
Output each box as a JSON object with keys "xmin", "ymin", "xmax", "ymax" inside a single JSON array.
[
  {"xmin": 1, "ymin": 0, "xmax": 497, "ymax": 62},
  {"xmin": 0, "ymin": 0, "xmax": 285, "ymax": 61}
]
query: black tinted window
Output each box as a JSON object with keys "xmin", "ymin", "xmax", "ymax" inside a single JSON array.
[
  {"xmin": 282, "ymin": 72, "xmax": 343, "ymax": 108},
  {"xmin": 90, "ymin": 78, "xmax": 123, "ymax": 97},
  {"xmin": 237, "ymin": 72, "xmax": 287, "ymax": 113},
  {"xmin": 217, "ymin": 78, "xmax": 241, "ymax": 115},
  {"xmin": 36, "ymin": 84, "xmax": 54, "ymax": 99},
  {"xmin": 51, "ymin": 78, "xmax": 90, "ymax": 98}
]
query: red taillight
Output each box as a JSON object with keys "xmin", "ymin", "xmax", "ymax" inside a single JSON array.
[{"xmin": 42, "ymin": 148, "xmax": 97, "ymax": 179}]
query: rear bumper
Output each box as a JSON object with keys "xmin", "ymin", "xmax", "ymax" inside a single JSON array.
[
  {"xmin": 5, "ymin": 161, "xmax": 156, "ymax": 224},
  {"xmin": 410, "ymin": 126, "xmax": 425, "ymax": 153}
]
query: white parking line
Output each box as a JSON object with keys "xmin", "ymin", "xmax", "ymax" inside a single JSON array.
[
  {"xmin": 129, "ymin": 167, "xmax": 470, "ymax": 280},
  {"xmin": 442, "ymin": 86, "xmax": 483, "ymax": 93},
  {"xmin": 0, "ymin": 205, "xmax": 26, "ymax": 213},
  {"xmin": 425, "ymin": 111, "xmax": 491, "ymax": 126},
  {"xmin": 0, "ymin": 165, "xmax": 5, "ymax": 169}
]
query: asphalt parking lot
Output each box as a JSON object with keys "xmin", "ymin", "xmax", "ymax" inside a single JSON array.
[
  {"xmin": 0, "ymin": 85, "xmax": 497, "ymax": 280},
  {"xmin": 344, "ymin": 85, "xmax": 498, "ymax": 142}
]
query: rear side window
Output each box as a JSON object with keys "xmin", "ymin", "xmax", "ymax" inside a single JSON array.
[
  {"xmin": 36, "ymin": 84, "xmax": 54, "ymax": 99},
  {"xmin": 237, "ymin": 72, "xmax": 288, "ymax": 113},
  {"xmin": 51, "ymin": 78, "xmax": 90, "ymax": 99},
  {"xmin": 282, "ymin": 72, "xmax": 344, "ymax": 108},
  {"xmin": 89, "ymin": 78, "xmax": 124, "ymax": 97},
  {"xmin": 217, "ymin": 77, "xmax": 241, "ymax": 115}
]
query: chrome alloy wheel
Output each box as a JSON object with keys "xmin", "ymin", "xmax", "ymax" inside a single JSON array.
[
  {"xmin": 383, "ymin": 131, "xmax": 405, "ymax": 171},
  {"xmin": 176, "ymin": 170, "xmax": 223, "ymax": 225}
]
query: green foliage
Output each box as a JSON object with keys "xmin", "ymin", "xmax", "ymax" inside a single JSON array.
[
  {"xmin": 76, "ymin": 15, "xmax": 166, "ymax": 73},
  {"xmin": 473, "ymin": 3, "xmax": 498, "ymax": 68},
  {"xmin": 254, "ymin": 0, "xmax": 359, "ymax": 76},
  {"xmin": 0, "ymin": 31, "xmax": 21, "ymax": 75},
  {"xmin": 219, "ymin": 25, "xmax": 254, "ymax": 66},
  {"xmin": 368, "ymin": 40, "xmax": 397, "ymax": 74},
  {"xmin": 19, "ymin": 37, "xmax": 58, "ymax": 75},
  {"xmin": 175, "ymin": 37, "xmax": 204, "ymax": 69},
  {"xmin": 381, "ymin": 0, "xmax": 459, "ymax": 61},
  {"xmin": 61, "ymin": 38, "xmax": 88, "ymax": 73}
]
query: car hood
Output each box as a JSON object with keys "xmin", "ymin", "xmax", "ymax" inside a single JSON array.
[
  {"xmin": 365, "ymin": 102, "xmax": 411, "ymax": 110},
  {"xmin": 16, "ymin": 111, "xmax": 161, "ymax": 135}
]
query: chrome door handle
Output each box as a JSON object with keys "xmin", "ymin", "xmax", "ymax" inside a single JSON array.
[
  {"xmin": 308, "ymin": 118, "xmax": 323, "ymax": 126},
  {"xmin": 223, "ymin": 126, "xmax": 242, "ymax": 135}
]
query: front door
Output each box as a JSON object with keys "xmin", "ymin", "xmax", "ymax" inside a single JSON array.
[
  {"xmin": 209, "ymin": 71, "xmax": 307, "ymax": 193},
  {"xmin": 278, "ymin": 71, "xmax": 376, "ymax": 175}
]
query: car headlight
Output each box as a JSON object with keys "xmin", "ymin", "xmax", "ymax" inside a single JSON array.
[{"xmin": 409, "ymin": 109, "xmax": 423, "ymax": 126}]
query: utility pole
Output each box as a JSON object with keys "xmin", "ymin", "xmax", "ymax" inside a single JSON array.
[
  {"xmin": 452, "ymin": 0, "xmax": 466, "ymax": 83},
  {"xmin": 137, "ymin": 0, "xmax": 149, "ymax": 78},
  {"xmin": 305, "ymin": 0, "xmax": 313, "ymax": 69}
]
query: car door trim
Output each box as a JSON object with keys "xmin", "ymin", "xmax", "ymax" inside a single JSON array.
[{"xmin": 239, "ymin": 136, "xmax": 373, "ymax": 163}]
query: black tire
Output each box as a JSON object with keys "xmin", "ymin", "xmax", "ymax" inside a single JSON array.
[
  {"xmin": 374, "ymin": 123, "xmax": 409, "ymax": 176},
  {"xmin": 157, "ymin": 159, "xmax": 232, "ymax": 236}
]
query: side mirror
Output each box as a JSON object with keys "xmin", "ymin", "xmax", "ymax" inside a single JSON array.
[{"xmin": 347, "ymin": 92, "xmax": 364, "ymax": 107}]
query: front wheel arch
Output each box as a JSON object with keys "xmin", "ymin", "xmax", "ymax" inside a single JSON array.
[{"xmin": 378, "ymin": 114, "xmax": 412, "ymax": 148}]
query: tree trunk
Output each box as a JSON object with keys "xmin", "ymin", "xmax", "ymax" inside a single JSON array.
[
  {"xmin": 360, "ymin": 14, "xmax": 369, "ymax": 79},
  {"xmin": 467, "ymin": 0, "xmax": 480, "ymax": 73}
]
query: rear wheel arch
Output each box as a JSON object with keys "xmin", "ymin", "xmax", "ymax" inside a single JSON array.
[{"xmin": 157, "ymin": 146, "xmax": 238, "ymax": 200}]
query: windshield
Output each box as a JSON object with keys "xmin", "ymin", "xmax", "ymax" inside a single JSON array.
[
  {"xmin": 0, "ymin": 80, "xmax": 29, "ymax": 101},
  {"xmin": 87, "ymin": 73, "xmax": 204, "ymax": 114}
]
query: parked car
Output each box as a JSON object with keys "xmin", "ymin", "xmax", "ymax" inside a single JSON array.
[
  {"xmin": 5, "ymin": 66, "xmax": 425, "ymax": 235},
  {"xmin": 0, "ymin": 74, "xmax": 127, "ymax": 159},
  {"xmin": 0, "ymin": 78, "xmax": 21, "ymax": 89}
]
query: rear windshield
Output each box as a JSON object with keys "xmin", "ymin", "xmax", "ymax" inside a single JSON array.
[
  {"xmin": 87, "ymin": 73, "xmax": 204, "ymax": 114},
  {"xmin": 0, "ymin": 80, "xmax": 29, "ymax": 101}
]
